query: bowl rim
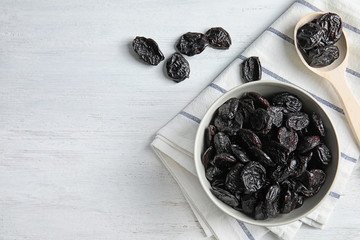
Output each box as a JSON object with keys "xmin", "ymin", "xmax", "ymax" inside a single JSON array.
[{"xmin": 194, "ymin": 80, "xmax": 340, "ymax": 227}]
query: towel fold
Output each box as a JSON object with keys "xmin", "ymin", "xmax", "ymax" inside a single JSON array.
[{"xmin": 151, "ymin": 0, "xmax": 360, "ymax": 239}]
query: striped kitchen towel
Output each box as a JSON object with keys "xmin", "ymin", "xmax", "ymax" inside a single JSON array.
[{"xmin": 151, "ymin": 0, "xmax": 360, "ymax": 239}]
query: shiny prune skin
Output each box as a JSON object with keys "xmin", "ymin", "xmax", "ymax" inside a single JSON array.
[
  {"xmin": 225, "ymin": 163, "xmax": 244, "ymax": 194},
  {"xmin": 317, "ymin": 12, "xmax": 342, "ymax": 45},
  {"xmin": 250, "ymin": 108, "xmax": 272, "ymax": 133},
  {"xmin": 296, "ymin": 22, "xmax": 324, "ymax": 50},
  {"xmin": 297, "ymin": 135, "xmax": 321, "ymax": 154},
  {"xmin": 213, "ymin": 132, "xmax": 232, "ymax": 154},
  {"xmin": 286, "ymin": 112, "xmax": 310, "ymax": 131},
  {"xmin": 211, "ymin": 188, "xmax": 239, "ymax": 208},
  {"xmin": 132, "ymin": 36, "xmax": 165, "ymax": 65},
  {"xmin": 278, "ymin": 127, "xmax": 298, "ymax": 153},
  {"xmin": 218, "ymin": 98, "xmax": 239, "ymax": 120},
  {"xmin": 202, "ymin": 146, "xmax": 215, "ymax": 169},
  {"xmin": 241, "ymin": 57, "xmax": 262, "ymax": 82},
  {"xmin": 176, "ymin": 32, "xmax": 208, "ymax": 56},
  {"xmin": 305, "ymin": 45, "xmax": 339, "ymax": 67},
  {"xmin": 241, "ymin": 161, "xmax": 266, "ymax": 193},
  {"xmin": 166, "ymin": 52, "xmax": 190, "ymax": 82},
  {"xmin": 271, "ymin": 92, "xmax": 302, "ymax": 113},
  {"xmin": 205, "ymin": 27, "xmax": 232, "ymax": 49}
]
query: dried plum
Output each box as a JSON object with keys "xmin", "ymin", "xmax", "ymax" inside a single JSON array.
[
  {"xmin": 286, "ymin": 112, "xmax": 310, "ymax": 131},
  {"xmin": 205, "ymin": 27, "xmax": 232, "ymax": 49},
  {"xmin": 205, "ymin": 125, "xmax": 217, "ymax": 147},
  {"xmin": 305, "ymin": 45, "xmax": 339, "ymax": 67},
  {"xmin": 231, "ymin": 145, "xmax": 251, "ymax": 163},
  {"xmin": 210, "ymin": 187, "xmax": 239, "ymax": 207},
  {"xmin": 241, "ymin": 57, "xmax": 262, "ymax": 82},
  {"xmin": 278, "ymin": 127, "xmax": 298, "ymax": 153},
  {"xmin": 250, "ymin": 108, "xmax": 272, "ymax": 133},
  {"xmin": 202, "ymin": 146, "xmax": 215, "ymax": 168},
  {"xmin": 176, "ymin": 32, "xmax": 208, "ymax": 56},
  {"xmin": 296, "ymin": 22, "xmax": 324, "ymax": 50},
  {"xmin": 218, "ymin": 98, "xmax": 239, "ymax": 120},
  {"xmin": 166, "ymin": 52, "xmax": 190, "ymax": 82},
  {"xmin": 315, "ymin": 144, "xmax": 331, "ymax": 165},
  {"xmin": 310, "ymin": 112, "xmax": 326, "ymax": 137},
  {"xmin": 132, "ymin": 36, "xmax": 165, "ymax": 65},
  {"xmin": 297, "ymin": 135, "xmax": 321, "ymax": 153},
  {"xmin": 249, "ymin": 146, "xmax": 275, "ymax": 167},
  {"xmin": 225, "ymin": 163, "xmax": 244, "ymax": 194},
  {"xmin": 272, "ymin": 93, "xmax": 302, "ymax": 113},
  {"xmin": 213, "ymin": 153, "xmax": 237, "ymax": 170},
  {"xmin": 213, "ymin": 132, "xmax": 232, "ymax": 154},
  {"xmin": 241, "ymin": 161, "xmax": 266, "ymax": 193},
  {"xmin": 236, "ymin": 129, "xmax": 262, "ymax": 149},
  {"xmin": 317, "ymin": 12, "xmax": 342, "ymax": 45},
  {"xmin": 267, "ymin": 106, "xmax": 284, "ymax": 128}
]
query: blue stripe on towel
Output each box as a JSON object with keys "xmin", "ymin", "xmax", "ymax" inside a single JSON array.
[
  {"xmin": 329, "ymin": 191, "xmax": 341, "ymax": 199},
  {"xmin": 237, "ymin": 221, "xmax": 256, "ymax": 240},
  {"xmin": 209, "ymin": 83, "xmax": 227, "ymax": 93},
  {"xmin": 341, "ymin": 152, "xmax": 358, "ymax": 163},
  {"xmin": 179, "ymin": 111, "xmax": 201, "ymax": 123},
  {"xmin": 267, "ymin": 27, "xmax": 294, "ymax": 45}
]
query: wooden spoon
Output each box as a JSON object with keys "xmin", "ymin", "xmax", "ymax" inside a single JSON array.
[{"xmin": 294, "ymin": 12, "xmax": 360, "ymax": 148}]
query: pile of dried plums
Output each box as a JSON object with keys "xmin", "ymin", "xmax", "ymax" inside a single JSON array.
[
  {"xmin": 296, "ymin": 12, "xmax": 342, "ymax": 67},
  {"xmin": 202, "ymin": 91, "xmax": 331, "ymax": 220},
  {"xmin": 132, "ymin": 27, "xmax": 232, "ymax": 82}
]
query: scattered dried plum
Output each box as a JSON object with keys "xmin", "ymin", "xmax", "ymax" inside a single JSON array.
[
  {"xmin": 241, "ymin": 57, "xmax": 262, "ymax": 82},
  {"xmin": 176, "ymin": 32, "xmax": 208, "ymax": 56},
  {"xmin": 205, "ymin": 27, "xmax": 232, "ymax": 49},
  {"xmin": 166, "ymin": 52, "xmax": 190, "ymax": 82},
  {"xmin": 203, "ymin": 91, "xmax": 331, "ymax": 220},
  {"xmin": 132, "ymin": 36, "xmax": 165, "ymax": 65}
]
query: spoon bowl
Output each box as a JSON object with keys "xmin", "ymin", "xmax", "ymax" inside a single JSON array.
[{"xmin": 294, "ymin": 12, "xmax": 360, "ymax": 148}]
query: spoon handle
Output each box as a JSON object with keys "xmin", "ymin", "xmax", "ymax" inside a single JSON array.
[{"xmin": 328, "ymin": 74, "xmax": 360, "ymax": 148}]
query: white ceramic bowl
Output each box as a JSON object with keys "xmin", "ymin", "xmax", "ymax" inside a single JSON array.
[{"xmin": 194, "ymin": 81, "xmax": 339, "ymax": 226}]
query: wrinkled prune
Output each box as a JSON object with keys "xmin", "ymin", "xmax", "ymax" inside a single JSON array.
[
  {"xmin": 286, "ymin": 112, "xmax": 310, "ymax": 131},
  {"xmin": 297, "ymin": 135, "xmax": 321, "ymax": 153},
  {"xmin": 205, "ymin": 27, "xmax": 232, "ymax": 49},
  {"xmin": 225, "ymin": 163, "xmax": 244, "ymax": 194},
  {"xmin": 236, "ymin": 129, "xmax": 262, "ymax": 149},
  {"xmin": 267, "ymin": 106, "xmax": 284, "ymax": 128},
  {"xmin": 231, "ymin": 145, "xmax": 251, "ymax": 163},
  {"xmin": 310, "ymin": 112, "xmax": 326, "ymax": 137},
  {"xmin": 205, "ymin": 125, "xmax": 217, "ymax": 147},
  {"xmin": 203, "ymin": 91, "xmax": 332, "ymax": 220},
  {"xmin": 213, "ymin": 153, "xmax": 237, "ymax": 170},
  {"xmin": 213, "ymin": 132, "xmax": 232, "ymax": 154},
  {"xmin": 211, "ymin": 187, "xmax": 239, "ymax": 207},
  {"xmin": 166, "ymin": 52, "xmax": 190, "ymax": 82},
  {"xmin": 315, "ymin": 144, "xmax": 331, "ymax": 165},
  {"xmin": 241, "ymin": 57, "xmax": 262, "ymax": 82},
  {"xmin": 249, "ymin": 146, "xmax": 276, "ymax": 167},
  {"xmin": 278, "ymin": 127, "xmax": 298, "ymax": 153},
  {"xmin": 132, "ymin": 36, "xmax": 165, "ymax": 65},
  {"xmin": 250, "ymin": 108, "xmax": 272, "ymax": 133},
  {"xmin": 202, "ymin": 146, "xmax": 215, "ymax": 168},
  {"xmin": 241, "ymin": 161, "xmax": 266, "ymax": 193},
  {"xmin": 176, "ymin": 32, "xmax": 208, "ymax": 56},
  {"xmin": 305, "ymin": 45, "xmax": 339, "ymax": 67},
  {"xmin": 218, "ymin": 98, "xmax": 239, "ymax": 120},
  {"xmin": 296, "ymin": 22, "xmax": 324, "ymax": 50},
  {"xmin": 317, "ymin": 12, "xmax": 342, "ymax": 45},
  {"xmin": 272, "ymin": 93, "xmax": 302, "ymax": 113}
]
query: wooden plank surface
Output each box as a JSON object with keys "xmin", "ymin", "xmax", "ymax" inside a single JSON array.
[{"xmin": 0, "ymin": 0, "xmax": 359, "ymax": 239}]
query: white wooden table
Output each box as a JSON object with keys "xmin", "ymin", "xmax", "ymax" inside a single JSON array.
[{"xmin": 1, "ymin": 0, "xmax": 359, "ymax": 239}]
